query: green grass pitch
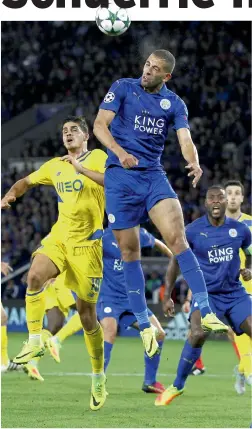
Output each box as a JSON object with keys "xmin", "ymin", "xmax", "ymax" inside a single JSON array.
[{"xmin": 2, "ymin": 333, "xmax": 251, "ymax": 428}]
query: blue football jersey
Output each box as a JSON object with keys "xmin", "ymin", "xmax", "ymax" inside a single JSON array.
[
  {"xmin": 99, "ymin": 78, "xmax": 189, "ymax": 170},
  {"xmin": 186, "ymin": 215, "xmax": 252, "ymax": 294},
  {"xmin": 100, "ymin": 227, "xmax": 156, "ymax": 301}
]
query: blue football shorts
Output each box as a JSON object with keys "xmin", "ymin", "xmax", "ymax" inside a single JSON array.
[{"xmin": 104, "ymin": 166, "xmax": 177, "ymax": 229}]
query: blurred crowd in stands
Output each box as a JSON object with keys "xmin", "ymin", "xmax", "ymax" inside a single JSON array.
[{"xmin": 1, "ymin": 21, "xmax": 251, "ymax": 303}]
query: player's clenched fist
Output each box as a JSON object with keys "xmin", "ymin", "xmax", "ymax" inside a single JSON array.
[
  {"xmin": 163, "ymin": 297, "xmax": 175, "ymax": 317},
  {"xmin": 119, "ymin": 152, "xmax": 139, "ymax": 169},
  {"xmin": 1, "ymin": 195, "xmax": 16, "ymax": 209},
  {"xmin": 240, "ymin": 268, "xmax": 252, "ymax": 282},
  {"xmin": 185, "ymin": 162, "xmax": 203, "ymax": 188}
]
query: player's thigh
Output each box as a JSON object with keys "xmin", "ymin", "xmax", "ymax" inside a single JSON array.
[
  {"xmin": 113, "ymin": 226, "xmax": 141, "ymax": 261},
  {"xmin": 65, "ymin": 243, "xmax": 103, "ymax": 303},
  {"xmin": 148, "ymin": 198, "xmax": 187, "ymax": 254},
  {"xmin": 27, "ymin": 254, "xmax": 60, "ymax": 291},
  {"xmin": 46, "ymin": 307, "xmax": 65, "ymax": 335},
  {"xmin": 105, "ymin": 166, "xmax": 147, "ymax": 230},
  {"xmin": 240, "ymin": 316, "xmax": 252, "ymax": 338},
  {"xmin": 227, "ymin": 294, "xmax": 252, "ymax": 336},
  {"xmin": 100, "ymin": 317, "xmax": 118, "ymax": 344},
  {"xmin": 1, "ymin": 302, "xmax": 7, "ymax": 325}
]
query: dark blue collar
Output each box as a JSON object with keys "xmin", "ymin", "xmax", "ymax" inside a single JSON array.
[
  {"xmin": 137, "ymin": 77, "xmax": 168, "ymax": 96},
  {"xmin": 203, "ymin": 214, "xmax": 230, "ymax": 227}
]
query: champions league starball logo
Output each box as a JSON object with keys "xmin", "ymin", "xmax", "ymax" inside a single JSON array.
[{"xmin": 2, "ymin": 0, "xmax": 251, "ymax": 9}]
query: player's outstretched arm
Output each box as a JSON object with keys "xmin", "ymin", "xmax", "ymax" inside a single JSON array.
[
  {"xmin": 176, "ymin": 128, "xmax": 203, "ymax": 188},
  {"xmin": 1, "ymin": 177, "xmax": 33, "ymax": 209},
  {"xmin": 154, "ymin": 239, "xmax": 173, "ymax": 259},
  {"xmin": 94, "ymin": 109, "xmax": 138, "ymax": 169},
  {"xmin": 163, "ymin": 257, "xmax": 180, "ymax": 317},
  {"xmin": 61, "ymin": 155, "xmax": 104, "ymax": 186}
]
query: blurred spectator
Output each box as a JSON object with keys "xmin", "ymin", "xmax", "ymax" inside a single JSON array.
[
  {"xmin": 146, "ymin": 271, "xmax": 163, "ymax": 304},
  {"xmin": 2, "ymin": 280, "xmax": 19, "ymax": 299}
]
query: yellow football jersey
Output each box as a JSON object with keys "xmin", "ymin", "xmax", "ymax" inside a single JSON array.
[
  {"xmin": 239, "ymin": 212, "xmax": 252, "ymax": 292},
  {"xmin": 29, "ymin": 149, "xmax": 107, "ymax": 246}
]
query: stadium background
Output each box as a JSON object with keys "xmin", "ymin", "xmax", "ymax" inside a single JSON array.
[{"xmin": 1, "ymin": 21, "xmax": 251, "ymax": 330}]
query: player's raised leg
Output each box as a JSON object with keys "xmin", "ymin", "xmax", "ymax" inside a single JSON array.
[
  {"xmin": 149, "ymin": 198, "xmax": 228, "ymax": 333},
  {"xmin": 76, "ymin": 296, "xmax": 106, "ymax": 411},
  {"xmin": 13, "ymin": 254, "xmax": 59, "ymax": 364},
  {"xmin": 113, "ymin": 227, "xmax": 159, "ymax": 357},
  {"xmin": 155, "ymin": 308, "xmax": 208, "ymax": 406}
]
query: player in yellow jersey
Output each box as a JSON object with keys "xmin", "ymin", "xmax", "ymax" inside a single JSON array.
[
  {"xmin": 1, "ymin": 116, "xmax": 108, "ymax": 410},
  {"xmin": 224, "ymin": 180, "xmax": 252, "ymax": 394}
]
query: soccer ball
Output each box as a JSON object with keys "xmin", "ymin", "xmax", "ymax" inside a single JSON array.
[{"xmin": 95, "ymin": 2, "xmax": 131, "ymax": 37}]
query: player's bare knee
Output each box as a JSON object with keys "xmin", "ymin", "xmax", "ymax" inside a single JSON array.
[
  {"xmin": 101, "ymin": 320, "xmax": 117, "ymax": 343},
  {"xmin": 121, "ymin": 248, "xmax": 140, "ymax": 262},
  {"xmin": 104, "ymin": 328, "xmax": 117, "ymax": 343},
  {"xmin": 190, "ymin": 328, "xmax": 206, "ymax": 347},
  {"xmin": 167, "ymin": 235, "xmax": 188, "ymax": 256},
  {"xmin": 27, "ymin": 269, "xmax": 44, "ymax": 292}
]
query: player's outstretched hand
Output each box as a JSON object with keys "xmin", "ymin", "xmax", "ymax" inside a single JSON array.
[
  {"xmin": 163, "ymin": 297, "xmax": 175, "ymax": 318},
  {"xmin": 240, "ymin": 268, "xmax": 252, "ymax": 282},
  {"xmin": 1, "ymin": 195, "xmax": 16, "ymax": 210},
  {"xmin": 182, "ymin": 300, "xmax": 191, "ymax": 313},
  {"xmin": 119, "ymin": 152, "xmax": 139, "ymax": 169},
  {"xmin": 61, "ymin": 155, "xmax": 83, "ymax": 174},
  {"xmin": 1, "ymin": 262, "xmax": 13, "ymax": 276},
  {"xmin": 185, "ymin": 162, "xmax": 203, "ymax": 188}
]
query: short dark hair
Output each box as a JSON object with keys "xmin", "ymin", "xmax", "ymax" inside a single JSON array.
[
  {"xmin": 223, "ymin": 180, "xmax": 244, "ymax": 195},
  {"xmin": 152, "ymin": 49, "xmax": 176, "ymax": 74},
  {"xmin": 206, "ymin": 184, "xmax": 225, "ymax": 194},
  {"xmin": 62, "ymin": 116, "xmax": 89, "ymax": 134}
]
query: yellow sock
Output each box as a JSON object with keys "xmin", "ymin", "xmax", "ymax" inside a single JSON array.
[
  {"xmin": 84, "ymin": 323, "xmax": 104, "ymax": 374},
  {"xmin": 1, "ymin": 325, "xmax": 9, "ymax": 366},
  {"xmin": 26, "ymin": 288, "xmax": 46, "ymax": 345},
  {"xmin": 235, "ymin": 333, "xmax": 252, "ymax": 377},
  {"xmin": 57, "ymin": 313, "xmax": 83, "ymax": 343}
]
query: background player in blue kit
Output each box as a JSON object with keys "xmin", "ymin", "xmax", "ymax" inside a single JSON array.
[
  {"xmin": 97, "ymin": 227, "xmax": 172, "ymax": 394},
  {"xmin": 94, "ymin": 49, "xmax": 228, "ymax": 358},
  {"xmin": 158, "ymin": 185, "xmax": 252, "ymax": 406}
]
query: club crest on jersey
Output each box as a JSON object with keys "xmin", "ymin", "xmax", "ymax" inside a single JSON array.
[
  {"xmin": 229, "ymin": 229, "xmax": 238, "ymax": 238},
  {"xmin": 160, "ymin": 99, "xmax": 171, "ymax": 110},
  {"xmin": 104, "ymin": 307, "xmax": 112, "ymax": 314},
  {"xmin": 104, "ymin": 92, "xmax": 115, "ymax": 103}
]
